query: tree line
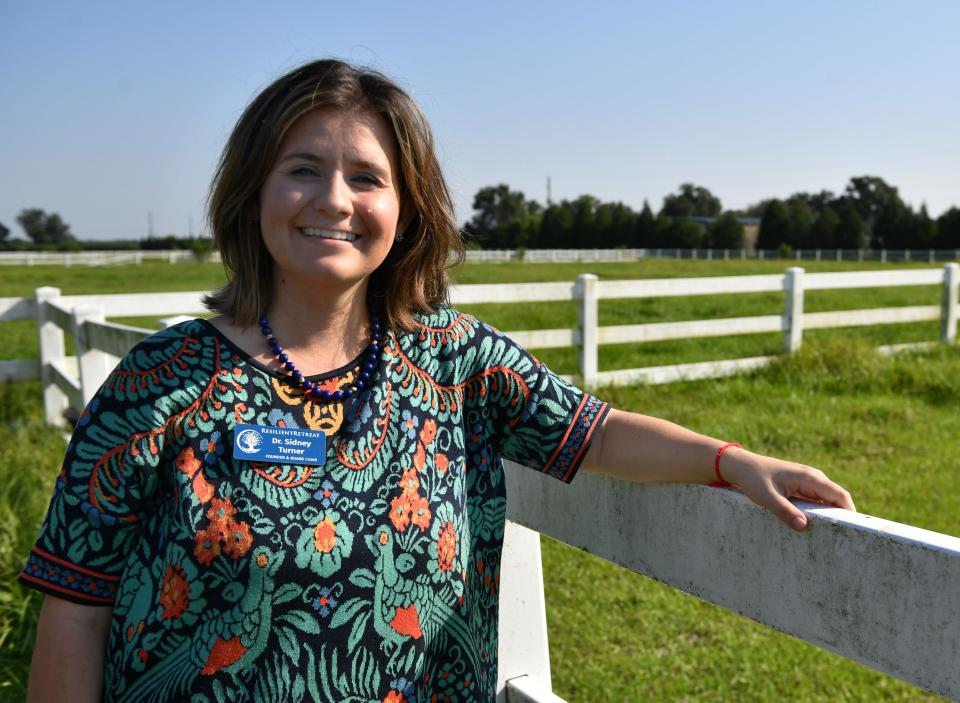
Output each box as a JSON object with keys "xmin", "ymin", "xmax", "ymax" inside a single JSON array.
[
  {"xmin": 464, "ymin": 176, "xmax": 960, "ymax": 251},
  {"xmin": 0, "ymin": 208, "xmax": 212, "ymax": 253},
  {"xmin": 4, "ymin": 176, "xmax": 959, "ymax": 253}
]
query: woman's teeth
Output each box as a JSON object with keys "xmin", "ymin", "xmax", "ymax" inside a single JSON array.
[{"xmin": 299, "ymin": 228, "xmax": 358, "ymax": 242}]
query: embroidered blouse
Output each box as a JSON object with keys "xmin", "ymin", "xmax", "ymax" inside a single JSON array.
[{"xmin": 21, "ymin": 307, "xmax": 609, "ymax": 702}]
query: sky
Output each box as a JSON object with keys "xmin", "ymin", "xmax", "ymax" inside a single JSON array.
[{"xmin": 1, "ymin": 1, "xmax": 958, "ymax": 241}]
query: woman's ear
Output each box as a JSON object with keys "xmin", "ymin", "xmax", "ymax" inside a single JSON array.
[{"xmin": 396, "ymin": 201, "xmax": 414, "ymax": 241}]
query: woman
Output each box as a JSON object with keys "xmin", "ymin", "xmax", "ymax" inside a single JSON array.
[{"xmin": 22, "ymin": 59, "xmax": 854, "ymax": 702}]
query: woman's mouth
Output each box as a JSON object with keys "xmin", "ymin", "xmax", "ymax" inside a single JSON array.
[{"xmin": 298, "ymin": 227, "xmax": 359, "ymax": 242}]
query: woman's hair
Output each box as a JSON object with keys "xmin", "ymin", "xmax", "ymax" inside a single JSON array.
[{"xmin": 204, "ymin": 58, "xmax": 464, "ymax": 331}]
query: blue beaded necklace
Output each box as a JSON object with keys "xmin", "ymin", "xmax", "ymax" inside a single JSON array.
[{"xmin": 258, "ymin": 313, "xmax": 381, "ymax": 403}]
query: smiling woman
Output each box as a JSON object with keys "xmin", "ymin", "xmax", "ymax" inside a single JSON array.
[
  {"xmin": 257, "ymin": 108, "xmax": 404, "ymax": 298},
  {"xmin": 20, "ymin": 58, "xmax": 854, "ymax": 703}
]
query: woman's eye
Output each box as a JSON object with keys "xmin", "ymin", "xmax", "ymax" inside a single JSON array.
[
  {"xmin": 291, "ymin": 166, "xmax": 320, "ymax": 177},
  {"xmin": 354, "ymin": 174, "xmax": 382, "ymax": 187}
]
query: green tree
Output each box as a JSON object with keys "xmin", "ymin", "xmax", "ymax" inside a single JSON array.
[
  {"xmin": 833, "ymin": 199, "xmax": 865, "ymax": 249},
  {"xmin": 908, "ymin": 204, "xmax": 937, "ymax": 248},
  {"xmin": 635, "ymin": 200, "xmax": 657, "ymax": 247},
  {"xmin": 660, "ymin": 218, "xmax": 705, "ymax": 248},
  {"xmin": 844, "ymin": 176, "xmax": 902, "ymax": 247},
  {"xmin": 785, "ymin": 197, "xmax": 815, "ymax": 248},
  {"xmin": 593, "ymin": 201, "xmax": 635, "ymax": 248},
  {"xmin": 463, "ymin": 185, "xmax": 541, "ymax": 249},
  {"xmin": 808, "ymin": 206, "xmax": 840, "ymax": 248},
  {"xmin": 872, "ymin": 198, "xmax": 913, "ymax": 249},
  {"xmin": 661, "ymin": 183, "xmax": 722, "ymax": 218},
  {"xmin": 0, "ymin": 221, "xmax": 9, "ymax": 242},
  {"xmin": 16, "ymin": 208, "xmax": 75, "ymax": 248},
  {"xmin": 706, "ymin": 212, "xmax": 744, "ymax": 249},
  {"xmin": 936, "ymin": 207, "xmax": 960, "ymax": 248},
  {"xmin": 537, "ymin": 201, "xmax": 575, "ymax": 248},
  {"xmin": 756, "ymin": 200, "xmax": 790, "ymax": 250}
]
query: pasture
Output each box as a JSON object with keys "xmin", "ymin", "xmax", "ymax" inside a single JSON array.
[{"xmin": 1, "ymin": 258, "xmax": 957, "ymax": 701}]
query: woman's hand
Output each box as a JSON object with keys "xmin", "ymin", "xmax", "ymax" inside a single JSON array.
[
  {"xmin": 718, "ymin": 446, "xmax": 857, "ymax": 531},
  {"xmin": 582, "ymin": 409, "xmax": 856, "ymax": 532}
]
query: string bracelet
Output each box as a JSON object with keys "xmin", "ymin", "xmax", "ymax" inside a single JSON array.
[{"xmin": 709, "ymin": 442, "xmax": 743, "ymax": 487}]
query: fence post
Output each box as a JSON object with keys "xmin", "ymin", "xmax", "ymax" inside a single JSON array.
[
  {"xmin": 36, "ymin": 287, "xmax": 68, "ymax": 426},
  {"xmin": 73, "ymin": 305, "xmax": 111, "ymax": 404},
  {"xmin": 943, "ymin": 263, "xmax": 959, "ymax": 343},
  {"xmin": 577, "ymin": 274, "xmax": 599, "ymax": 388},
  {"xmin": 495, "ymin": 520, "xmax": 553, "ymax": 700},
  {"xmin": 784, "ymin": 267, "xmax": 805, "ymax": 352}
]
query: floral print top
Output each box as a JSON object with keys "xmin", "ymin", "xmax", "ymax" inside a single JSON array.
[{"xmin": 21, "ymin": 307, "xmax": 609, "ymax": 702}]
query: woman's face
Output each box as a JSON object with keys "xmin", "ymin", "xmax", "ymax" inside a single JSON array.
[{"xmin": 258, "ymin": 108, "xmax": 405, "ymax": 295}]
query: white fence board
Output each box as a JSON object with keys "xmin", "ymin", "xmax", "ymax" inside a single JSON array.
[
  {"xmin": 504, "ymin": 465, "xmax": 960, "ymax": 700},
  {"xmin": 597, "ymin": 274, "xmax": 784, "ymax": 299},
  {"xmin": 503, "ymin": 677, "xmax": 567, "ymax": 703},
  {"xmin": 595, "ymin": 356, "xmax": 774, "ymax": 386},
  {"xmin": 83, "ymin": 321, "xmax": 154, "ymax": 357},
  {"xmin": 597, "ymin": 315, "xmax": 783, "ymax": 345},
  {"xmin": 0, "ymin": 297, "xmax": 35, "ymax": 322},
  {"xmin": 60, "ymin": 291, "xmax": 209, "ymax": 317},
  {"xmin": 450, "ymin": 282, "xmax": 576, "ymax": 304},
  {"xmin": 502, "ymin": 328, "xmax": 579, "ymax": 349},
  {"xmin": 804, "ymin": 306, "xmax": 940, "ymax": 330},
  {"xmin": 805, "ymin": 269, "xmax": 943, "ymax": 290},
  {"xmin": 47, "ymin": 358, "xmax": 82, "ymax": 407},
  {"xmin": 42, "ymin": 301, "xmax": 74, "ymax": 330}
]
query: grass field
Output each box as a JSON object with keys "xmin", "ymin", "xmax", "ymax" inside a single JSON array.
[{"xmin": 1, "ymin": 258, "xmax": 957, "ymax": 701}]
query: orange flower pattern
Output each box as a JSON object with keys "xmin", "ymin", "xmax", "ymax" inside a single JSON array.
[{"xmin": 20, "ymin": 309, "xmax": 609, "ymax": 701}]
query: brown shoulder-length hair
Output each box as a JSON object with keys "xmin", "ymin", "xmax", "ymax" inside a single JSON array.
[{"xmin": 203, "ymin": 58, "xmax": 464, "ymax": 331}]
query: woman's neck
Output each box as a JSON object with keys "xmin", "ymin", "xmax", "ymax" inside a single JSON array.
[{"xmin": 215, "ymin": 277, "xmax": 375, "ymax": 377}]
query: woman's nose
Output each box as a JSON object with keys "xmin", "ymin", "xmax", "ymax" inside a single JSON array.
[{"xmin": 311, "ymin": 173, "xmax": 352, "ymax": 216}]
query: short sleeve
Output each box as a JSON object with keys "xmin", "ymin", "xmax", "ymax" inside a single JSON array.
[
  {"xmin": 20, "ymin": 364, "xmax": 158, "ymax": 605},
  {"xmin": 465, "ymin": 321, "xmax": 610, "ymax": 484}
]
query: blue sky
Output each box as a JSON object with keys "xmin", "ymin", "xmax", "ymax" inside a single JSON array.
[{"xmin": 1, "ymin": 1, "xmax": 958, "ymax": 241}]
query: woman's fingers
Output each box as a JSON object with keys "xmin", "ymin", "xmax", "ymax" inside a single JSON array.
[
  {"xmin": 766, "ymin": 490, "xmax": 809, "ymax": 531},
  {"xmin": 790, "ymin": 466, "xmax": 857, "ymax": 512}
]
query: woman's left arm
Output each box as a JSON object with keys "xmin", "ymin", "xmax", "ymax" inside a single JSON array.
[{"xmin": 580, "ymin": 408, "xmax": 856, "ymax": 532}]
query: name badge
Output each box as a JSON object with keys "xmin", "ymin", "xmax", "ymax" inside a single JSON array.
[{"xmin": 233, "ymin": 423, "xmax": 327, "ymax": 465}]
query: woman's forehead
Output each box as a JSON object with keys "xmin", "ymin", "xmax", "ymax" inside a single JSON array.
[{"xmin": 279, "ymin": 108, "xmax": 398, "ymax": 166}]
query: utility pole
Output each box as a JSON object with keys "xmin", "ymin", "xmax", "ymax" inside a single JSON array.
[
  {"xmin": 546, "ymin": 176, "xmax": 552, "ymax": 205},
  {"xmin": 148, "ymin": 211, "xmax": 155, "ymax": 238},
  {"xmin": 188, "ymin": 215, "xmax": 194, "ymax": 237}
]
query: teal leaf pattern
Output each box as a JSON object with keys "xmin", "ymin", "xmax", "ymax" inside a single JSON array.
[{"xmin": 20, "ymin": 308, "xmax": 609, "ymax": 701}]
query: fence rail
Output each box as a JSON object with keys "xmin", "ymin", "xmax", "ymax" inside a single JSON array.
[
  {"xmin": 2, "ymin": 268, "xmax": 960, "ymax": 700},
  {"xmin": 497, "ymin": 464, "xmax": 960, "ymax": 700},
  {"xmin": 1, "ymin": 264, "xmax": 958, "ymax": 415},
  {"xmin": 3, "ymin": 247, "xmax": 960, "ymax": 267},
  {"xmin": 465, "ymin": 247, "xmax": 960, "ymax": 264}
]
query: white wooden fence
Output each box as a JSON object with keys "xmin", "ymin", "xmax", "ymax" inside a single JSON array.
[
  {"xmin": 0, "ymin": 250, "xmax": 200, "ymax": 266},
  {"xmin": 2, "ymin": 266, "xmax": 959, "ymax": 700},
  {"xmin": 466, "ymin": 248, "xmax": 960, "ymax": 264},
  {"xmin": 4, "ymin": 247, "xmax": 960, "ymax": 267}
]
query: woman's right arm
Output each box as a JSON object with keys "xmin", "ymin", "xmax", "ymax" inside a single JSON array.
[{"xmin": 27, "ymin": 595, "xmax": 112, "ymax": 703}]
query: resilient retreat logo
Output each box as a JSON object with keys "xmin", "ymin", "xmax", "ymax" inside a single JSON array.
[{"xmin": 237, "ymin": 428, "xmax": 263, "ymax": 453}]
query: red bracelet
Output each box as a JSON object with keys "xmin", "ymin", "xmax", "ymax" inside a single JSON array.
[{"xmin": 711, "ymin": 442, "xmax": 743, "ymax": 486}]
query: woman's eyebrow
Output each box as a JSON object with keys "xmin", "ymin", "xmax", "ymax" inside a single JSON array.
[
  {"xmin": 278, "ymin": 151, "xmax": 323, "ymax": 163},
  {"xmin": 277, "ymin": 152, "xmax": 389, "ymax": 174}
]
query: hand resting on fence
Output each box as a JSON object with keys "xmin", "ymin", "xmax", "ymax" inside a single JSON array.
[{"xmin": 581, "ymin": 408, "xmax": 856, "ymax": 531}]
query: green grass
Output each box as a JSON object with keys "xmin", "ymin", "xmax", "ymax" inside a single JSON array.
[
  {"xmin": 0, "ymin": 258, "xmax": 957, "ymax": 701},
  {"xmin": 545, "ymin": 340, "xmax": 960, "ymax": 702}
]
